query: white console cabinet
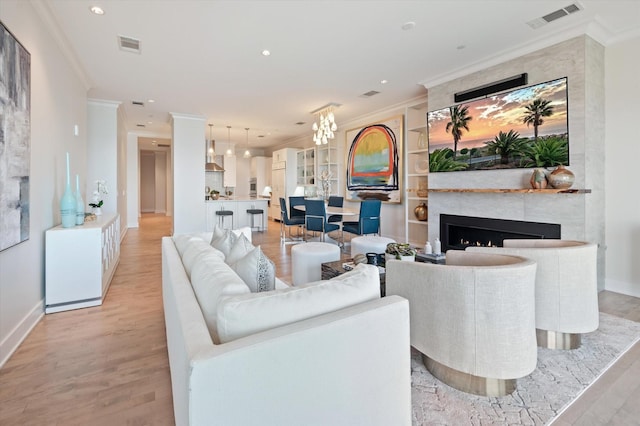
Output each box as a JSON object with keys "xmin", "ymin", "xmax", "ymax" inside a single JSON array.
[{"xmin": 45, "ymin": 213, "xmax": 121, "ymax": 313}]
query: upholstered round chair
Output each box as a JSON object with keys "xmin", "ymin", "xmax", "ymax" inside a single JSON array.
[
  {"xmin": 468, "ymin": 239, "xmax": 598, "ymax": 349},
  {"xmin": 386, "ymin": 250, "xmax": 537, "ymax": 397}
]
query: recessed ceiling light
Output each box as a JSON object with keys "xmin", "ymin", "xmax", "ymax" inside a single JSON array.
[
  {"xmin": 401, "ymin": 21, "xmax": 416, "ymax": 31},
  {"xmin": 147, "ymin": 99, "xmax": 155, "ymax": 103},
  {"xmin": 261, "ymin": 50, "xmax": 271, "ymax": 56},
  {"xmin": 381, "ymin": 79, "xmax": 388, "ymax": 84},
  {"xmin": 90, "ymin": 6, "xmax": 105, "ymax": 15}
]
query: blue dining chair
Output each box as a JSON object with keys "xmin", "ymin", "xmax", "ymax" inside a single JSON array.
[
  {"xmin": 279, "ymin": 197, "xmax": 305, "ymax": 244},
  {"xmin": 304, "ymin": 199, "xmax": 340, "ymax": 242},
  {"xmin": 289, "ymin": 196, "xmax": 306, "ymax": 221},
  {"xmin": 342, "ymin": 199, "xmax": 381, "ymax": 238},
  {"xmin": 327, "ymin": 196, "xmax": 344, "ymax": 223}
]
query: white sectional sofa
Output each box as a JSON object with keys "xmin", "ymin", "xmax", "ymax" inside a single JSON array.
[{"xmin": 162, "ymin": 232, "xmax": 411, "ymax": 426}]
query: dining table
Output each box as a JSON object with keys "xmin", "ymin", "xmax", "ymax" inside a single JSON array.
[{"xmin": 294, "ymin": 203, "xmax": 358, "ymax": 247}]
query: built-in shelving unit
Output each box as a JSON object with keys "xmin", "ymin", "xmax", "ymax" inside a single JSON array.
[
  {"xmin": 404, "ymin": 100, "xmax": 429, "ymax": 246},
  {"xmin": 317, "ymin": 138, "xmax": 339, "ymax": 196}
]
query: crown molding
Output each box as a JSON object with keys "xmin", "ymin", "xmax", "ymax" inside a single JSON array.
[{"xmin": 30, "ymin": 0, "xmax": 92, "ymax": 90}]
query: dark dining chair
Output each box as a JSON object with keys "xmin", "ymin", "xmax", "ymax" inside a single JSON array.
[
  {"xmin": 327, "ymin": 196, "xmax": 344, "ymax": 223},
  {"xmin": 279, "ymin": 197, "xmax": 305, "ymax": 244},
  {"xmin": 342, "ymin": 199, "xmax": 381, "ymax": 238},
  {"xmin": 289, "ymin": 196, "xmax": 306, "ymax": 221},
  {"xmin": 304, "ymin": 199, "xmax": 340, "ymax": 243}
]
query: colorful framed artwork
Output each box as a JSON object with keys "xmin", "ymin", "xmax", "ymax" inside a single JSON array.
[
  {"xmin": 1, "ymin": 21, "xmax": 31, "ymax": 251},
  {"xmin": 345, "ymin": 115, "xmax": 403, "ymax": 203}
]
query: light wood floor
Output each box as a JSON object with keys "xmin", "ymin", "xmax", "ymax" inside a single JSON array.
[{"xmin": 0, "ymin": 214, "xmax": 638, "ymax": 425}]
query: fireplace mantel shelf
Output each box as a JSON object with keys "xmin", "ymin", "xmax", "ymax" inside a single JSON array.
[{"xmin": 429, "ymin": 188, "xmax": 591, "ymax": 194}]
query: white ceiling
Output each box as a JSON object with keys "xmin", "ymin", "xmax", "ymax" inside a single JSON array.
[{"xmin": 41, "ymin": 0, "xmax": 640, "ymax": 150}]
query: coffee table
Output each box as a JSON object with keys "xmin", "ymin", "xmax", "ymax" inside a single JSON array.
[{"xmin": 321, "ymin": 259, "xmax": 386, "ymax": 297}]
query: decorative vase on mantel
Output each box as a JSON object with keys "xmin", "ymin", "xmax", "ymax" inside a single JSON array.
[
  {"xmin": 529, "ymin": 168, "xmax": 548, "ymax": 189},
  {"xmin": 547, "ymin": 165, "xmax": 575, "ymax": 189},
  {"xmin": 93, "ymin": 207, "xmax": 102, "ymax": 216}
]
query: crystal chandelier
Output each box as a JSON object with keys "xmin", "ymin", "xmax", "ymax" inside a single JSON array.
[{"xmin": 311, "ymin": 103, "xmax": 340, "ymax": 145}]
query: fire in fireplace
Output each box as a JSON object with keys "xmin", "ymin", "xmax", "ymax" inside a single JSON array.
[{"xmin": 440, "ymin": 214, "xmax": 561, "ymax": 252}]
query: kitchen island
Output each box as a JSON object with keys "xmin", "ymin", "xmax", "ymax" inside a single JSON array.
[{"xmin": 206, "ymin": 198, "xmax": 269, "ymax": 231}]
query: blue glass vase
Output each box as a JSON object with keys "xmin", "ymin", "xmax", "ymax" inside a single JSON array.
[
  {"xmin": 60, "ymin": 153, "xmax": 76, "ymax": 228},
  {"xmin": 75, "ymin": 174, "xmax": 85, "ymax": 225}
]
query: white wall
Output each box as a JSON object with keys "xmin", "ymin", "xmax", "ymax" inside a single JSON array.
[
  {"xmin": 0, "ymin": 2, "xmax": 89, "ymax": 366},
  {"xmin": 126, "ymin": 133, "xmax": 139, "ymax": 227},
  {"xmin": 604, "ymin": 35, "xmax": 640, "ymax": 297},
  {"xmin": 87, "ymin": 100, "xmax": 119, "ymax": 215},
  {"xmin": 171, "ymin": 113, "xmax": 206, "ymax": 233},
  {"xmin": 140, "ymin": 152, "xmax": 156, "ymax": 213},
  {"xmin": 154, "ymin": 151, "xmax": 167, "ymax": 213}
]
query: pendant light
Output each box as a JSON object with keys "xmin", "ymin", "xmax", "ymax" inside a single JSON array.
[
  {"xmin": 205, "ymin": 123, "xmax": 224, "ymax": 171},
  {"xmin": 243, "ymin": 127, "xmax": 251, "ymax": 158},
  {"xmin": 226, "ymin": 126, "xmax": 233, "ymax": 157}
]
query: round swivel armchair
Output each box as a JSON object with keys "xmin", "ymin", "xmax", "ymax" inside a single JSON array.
[
  {"xmin": 386, "ymin": 251, "xmax": 537, "ymax": 396},
  {"xmin": 468, "ymin": 239, "xmax": 598, "ymax": 349}
]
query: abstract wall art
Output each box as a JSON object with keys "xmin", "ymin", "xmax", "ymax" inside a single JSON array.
[
  {"xmin": 1, "ymin": 21, "xmax": 31, "ymax": 251},
  {"xmin": 345, "ymin": 115, "xmax": 403, "ymax": 203}
]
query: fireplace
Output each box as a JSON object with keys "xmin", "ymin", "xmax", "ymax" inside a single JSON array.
[{"xmin": 440, "ymin": 214, "xmax": 561, "ymax": 252}]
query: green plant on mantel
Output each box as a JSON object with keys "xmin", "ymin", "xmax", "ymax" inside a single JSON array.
[{"xmin": 385, "ymin": 243, "xmax": 417, "ymax": 259}]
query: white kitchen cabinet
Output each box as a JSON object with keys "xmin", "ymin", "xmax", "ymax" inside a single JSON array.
[
  {"xmin": 250, "ymin": 156, "xmax": 270, "ymax": 196},
  {"xmin": 223, "ymin": 154, "xmax": 237, "ymax": 188},
  {"xmin": 269, "ymin": 148, "xmax": 299, "ymax": 220},
  {"xmin": 45, "ymin": 213, "xmax": 120, "ymax": 313}
]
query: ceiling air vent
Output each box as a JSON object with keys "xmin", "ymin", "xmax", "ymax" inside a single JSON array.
[
  {"xmin": 360, "ymin": 90, "xmax": 380, "ymax": 98},
  {"xmin": 136, "ymin": 123, "xmax": 146, "ymax": 128},
  {"xmin": 527, "ymin": 3, "xmax": 583, "ymax": 29},
  {"xmin": 118, "ymin": 35, "xmax": 141, "ymax": 53},
  {"xmin": 131, "ymin": 100, "xmax": 145, "ymax": 107},
  {"xmin": 295, "ymin": 121, "xmax": 306, "ymax": 126}
]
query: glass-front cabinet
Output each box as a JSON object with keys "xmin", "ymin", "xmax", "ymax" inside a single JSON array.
[
  {"xmin": 316, "ymin": 138, "xmax": 339, "ymax": 197},
  {"xmin": 296, "ymin": 148, "xmax": 315, "ymax": 186},
  {"xmin": 405, "ymin": 100, "xmax": 429, "ymax": 247}
]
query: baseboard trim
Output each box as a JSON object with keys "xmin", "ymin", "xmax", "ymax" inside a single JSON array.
[
  {"xmin": 605, "ymin": 278, "xmax": 640, "ymax": 298},
  {"xmin": 0, "ymin": 300, "xmax": 44, "ymax": 368}
]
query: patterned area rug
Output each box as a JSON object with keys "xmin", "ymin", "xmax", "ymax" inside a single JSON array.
[{"xmin": 411, "ymin": 313, "xmax": 640, "ymax": 425}]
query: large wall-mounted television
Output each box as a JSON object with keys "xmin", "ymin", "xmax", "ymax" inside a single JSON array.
[{"xmin": 427, "ymin": 77, "xmax": 568, "ymax": 172}]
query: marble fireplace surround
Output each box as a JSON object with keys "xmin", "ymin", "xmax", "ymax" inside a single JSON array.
[{"xmin": 424, "ymin": 35, "xmax": 605, "ymax": 289}]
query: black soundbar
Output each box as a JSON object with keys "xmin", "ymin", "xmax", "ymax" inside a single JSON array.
[{"xmin": 454, "ymin": 73, "xmax": 528, "ymax": 103}]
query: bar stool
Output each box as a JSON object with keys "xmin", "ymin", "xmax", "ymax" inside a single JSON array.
[
  {"xmin": 215, "ymin": 208, "xmax": 234, "ymax": 229},
  {"xmin": 246, "ymin": 208, "xmax": 264, "ymax": 231}
]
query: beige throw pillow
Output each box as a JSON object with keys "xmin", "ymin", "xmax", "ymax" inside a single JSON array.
[
  {"xmin": 225, "ymin": 233, "xmax": 255, "ymax": 265},
  {"xmin": 229, "ymin": 246, "xmax": 276, "ymax": 293},
  {"xmin": 211, "ymin": 230, "xmax": 237, "ymax": 258}
]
